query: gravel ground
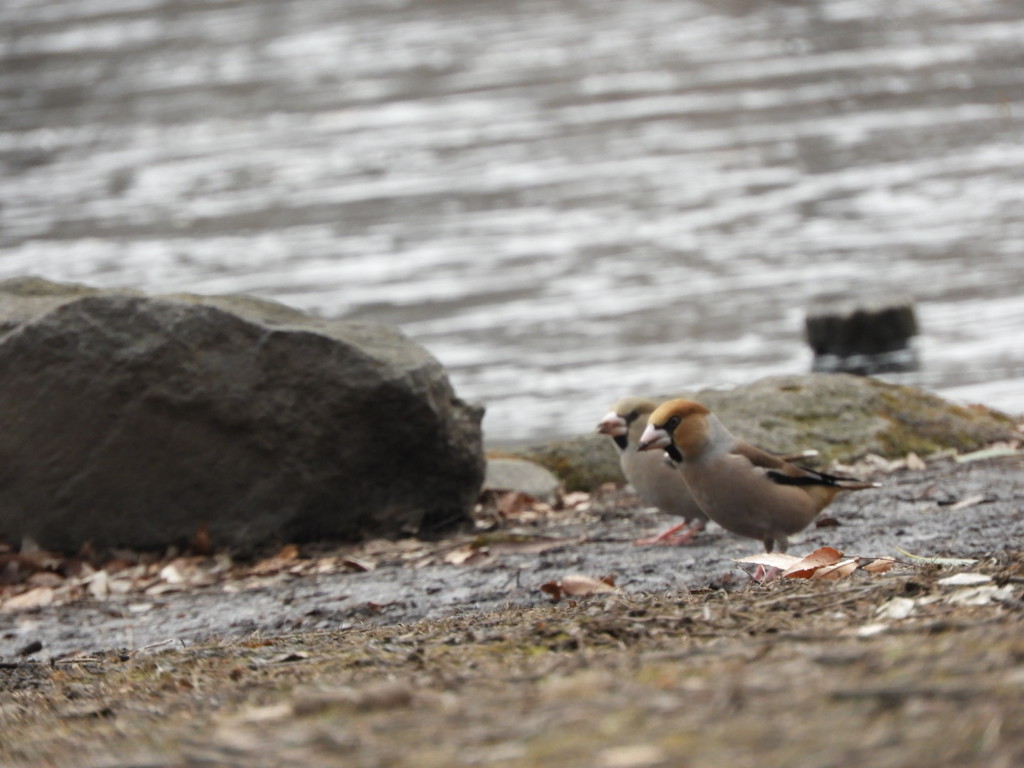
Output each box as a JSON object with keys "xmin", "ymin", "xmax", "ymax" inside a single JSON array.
[{"xmin": 2, "ymin": 452, "xmax": 1021, "ymax": 661}]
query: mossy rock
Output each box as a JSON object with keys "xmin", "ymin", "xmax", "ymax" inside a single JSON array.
[{"xmin": 507, "ymin": 374, "xmax": 1018, "ymax": 491}]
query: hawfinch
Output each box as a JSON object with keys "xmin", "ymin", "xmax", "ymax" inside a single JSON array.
[{"xmin": 638, "ymin": 398, "xmax": 877, "ymax": 554}]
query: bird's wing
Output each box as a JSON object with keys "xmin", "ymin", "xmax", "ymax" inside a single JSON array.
[
  {"xmin": 733, "ymin": 440, "xmax": 876, "ymax": 489},
  {"xmin": 731, "ymin": 440, "xmax": 792, "ymax": 472}
]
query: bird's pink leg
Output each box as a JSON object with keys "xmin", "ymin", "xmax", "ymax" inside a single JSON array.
[
  {"xmin": 633, "ymin": 519, "xmax": 705, "ymax": 546},
  {"xmin": 752, "ymin": 564, "xmax": 782, "ymax": 581}
]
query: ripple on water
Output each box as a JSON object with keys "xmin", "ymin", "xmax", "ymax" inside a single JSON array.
[{"xmin": 1, "ymin": 0, "xmax": 1023, "ymax": 440}]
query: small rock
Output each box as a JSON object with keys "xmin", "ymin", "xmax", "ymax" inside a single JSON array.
[
  {"xmin": 805, "ymin": 293, "xmax": 919, "ymax": 374},
  {"xmin": 17, "ymin": 639, "xmax": 43, "ymax": 657},
  {"xmin": 483, "ymin": 457, "xmax": 561, "ymax": 502}
]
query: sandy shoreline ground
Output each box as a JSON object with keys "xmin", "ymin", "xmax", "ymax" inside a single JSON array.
[{"xmin": 1, "ymin": 451, "xmax": 1022, "ymax": 768}]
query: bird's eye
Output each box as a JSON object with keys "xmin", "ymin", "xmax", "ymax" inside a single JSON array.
[
  {"xmin": 665, "ymin": 415, "xmax": 682, "ymax": 430},
  {"xmin": 626, "ymin": 410, "xmax": 639, "ymax": 423}
]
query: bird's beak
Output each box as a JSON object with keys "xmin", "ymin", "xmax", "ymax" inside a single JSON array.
[
  {"xmin": 637, "ymin": 424, "xmax": 671, "ymax": 452},
  {"xmin": 596, "ymin": 412, "xmax": 627, "ymax": 437}
]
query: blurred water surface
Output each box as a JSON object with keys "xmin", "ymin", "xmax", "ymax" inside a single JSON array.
[{"xmin": 2, "ymin": 0, "xmax": 1023, "ymax": 442}]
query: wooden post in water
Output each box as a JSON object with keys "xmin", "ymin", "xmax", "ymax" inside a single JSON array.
[{"xmin": 805, "ymin": 294, "xmax": 919, "ymax": 375}]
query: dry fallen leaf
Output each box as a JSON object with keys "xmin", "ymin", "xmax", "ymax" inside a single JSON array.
[
  {"xmin": 781, "ymin": 546, "xmax": 845, "ymax": 578},
  {"xmin": 862, "ymin": 557, "xmax": 896, "ymax": 574},
  {"xmin": 496, "ymin": 491, "xmax": 537, "ymax": 517},
  {"xmin": 905, "ymin": 452, "xmax": 927, "ymax": 471},
  {"xmin": 561, "ymin": 491, "xmax": 591, "ymax": 508},
  {"xmin": 875, "ymin": 596, "xmax": 916, "ymax": 620},
  {"xmin": 541, "ymin": 574, "xmax": 617, "ymax": 602},
  {"xmin": 944, "ymin": 494, "xmax": 988, "ymax": 512},
  {"xmin": 270, "ymin": 651, "xmax": 309, "ymax": 663},
  {"xmin": 936, "ymin": 573, "xmax": 993, "ymax": 587},
  {"xmin": 443, "ymin": 545, "xmax": 489, "ymax": 566},
  {"xmin": 159, "ymin": 563, "xmax": 186, "ymax": 584},
  {"xmin": 87, "ymin": 570, "xmax": 109, "ymax": 599},
  {"xmin": 734, "ymin": 553, "xmax": 803, "ymax": 570},
  {"xmin": 2, "ymin": 586, "xmax": 55, "ymax": 612},
  {"xmin": 945, "ymin": 585, "xmax": 1017, "ymax": 606},
  {"xmin": 340, "ymin": 555, "xmax": 376, "ymax": 572},
  {"xmin": 248, "ymin": 545, "xmax": 302, "ymax": 575},
  {"xmin": 811, "ymin": 558, "xmax": 860, "ymax": 580},
  {"xmin": 862, "ymin": 453, "xmax": 902, "ymax": 473},
  {"xmin": 856, "ymin": 623, "xmax": 890, "ymax": 638},
  {"xmin": 740, "ymin": 547, "xmax": 870, "ymax": 580},
  {"xmin": 564, "ymin": 573, "xmax": 616, "ymax": 592}
]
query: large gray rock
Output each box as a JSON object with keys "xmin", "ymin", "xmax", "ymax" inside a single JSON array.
[{"xmin": 0, "ymin": 277, "xmax": 485, "ymax": 552}]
